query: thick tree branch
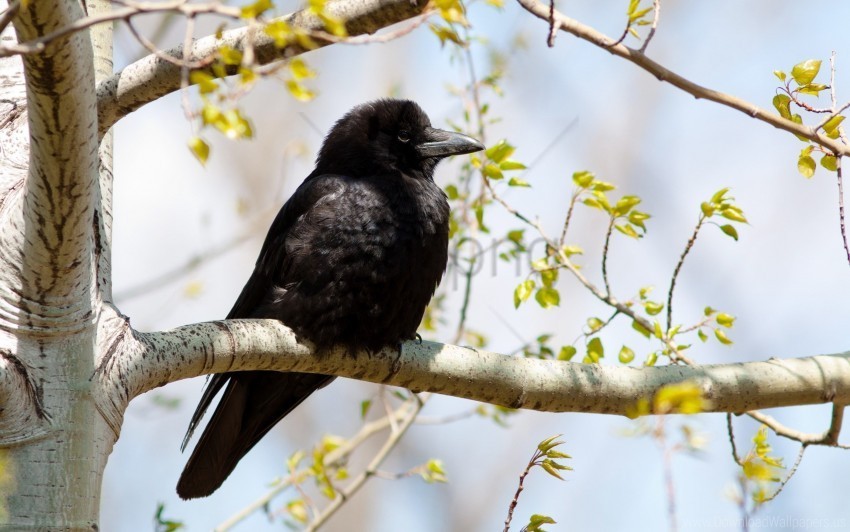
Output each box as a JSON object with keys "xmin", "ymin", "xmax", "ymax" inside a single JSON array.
[
  {"xmin": 516, "ymin": 0, "xmax": 850, "ymax": 157},
  {"xmin": 5, "ymin": 1, "xmax": 98, "ymax": 331},
  {"xmin": 102, "ymin": 319, "xmax": 850, "ymax": 422},
  {"xmin": 96, "ymin": 0, "xmax": 428, "ymax": 137}
]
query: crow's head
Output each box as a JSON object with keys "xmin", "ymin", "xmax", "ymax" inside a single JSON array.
[{"xmin": 315, "ymin": 99, "xmax": 484, "ymax": 178}]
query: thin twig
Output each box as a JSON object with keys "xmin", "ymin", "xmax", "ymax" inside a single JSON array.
[
  {"xmin": 638, "ymin": 0, "xmax": 660, "ymax": 53},
  {"xmin": 514, "ymin": 0, "xmax": 850, "ymax": 157},
  {"xmin": 0, "ymin": 0, "xmax": 20, "ymax": 35},
  {"xmin": 726, "ymin": 413, "xmax": 743, "ymax": 466},
  {"xmin": 655, "ymin": 417, "xmax": 678, "ymax": 532},
  {"xmin": 838, "ymin": 163, "xmax": 850, "ymax": 267},
  {"xmin": 761, "ymin": 445, "xmax": 806, "ymax": 503},
  {"xmin": 304, "ymin": 395, "xmax": 425, "ymax": 531},
  {"xmin": 601, "ymin": 217, "xmax": 615, "ymax": 297},
  {"xmin": 666, "ymin": 215, "xmax": 703, "ymax": 331}
]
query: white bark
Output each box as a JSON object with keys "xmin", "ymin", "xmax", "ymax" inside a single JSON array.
[{"xmin": 95, "ymin": 319, "xmax": 850, "ymax": 421}]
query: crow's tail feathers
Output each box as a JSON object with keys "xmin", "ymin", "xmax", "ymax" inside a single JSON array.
[{"xmin": 176, "ymin": 371, "xmax": 334, "ymax": 499}]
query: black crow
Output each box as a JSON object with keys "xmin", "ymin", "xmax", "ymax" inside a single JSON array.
[{"xmin": 176, "ymin": 99, "xmax": 484, "ymax": 499}]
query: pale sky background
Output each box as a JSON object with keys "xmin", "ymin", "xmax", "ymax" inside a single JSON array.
[{"xmin": 103, "ymin": 1, "xmax": 850, "ymax": 530}]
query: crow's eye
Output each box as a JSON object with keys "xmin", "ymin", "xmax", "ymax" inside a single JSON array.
[{"xmin": 397, "ymin": 130, "xmax": 411, "ymax": 143}]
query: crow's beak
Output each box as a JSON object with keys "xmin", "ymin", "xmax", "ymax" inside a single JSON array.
[{"xmin": 416, "ymin": 128, "xmax": 485, "ymax": 159}]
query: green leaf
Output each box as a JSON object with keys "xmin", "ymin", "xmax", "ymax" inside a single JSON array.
[
  {"xmin": 618, "ymin": 345, "xmax": 635, "ymax": 364},
  {"xmin": 445, "ymin": 184, "xmax": 459, "ymax": 200},
  {"xmin": 218, "ymin": 45, "xmax": 243, "ymax": 66},
  {"xmin": 514, "ymin": 279, "xmax": 535, "ymax": 308},
  {"xmin": 716, "ymin": 313, "xmax": 735, "ymax": 328},
  {"xmin": 535, "ymin": 287, "xmax": 560, "ymax": 308},
  {"xmin": 628, "ymin": 210, "xmax": 650, "ymax": 230},
  {"xmin": 720, "ymin": 224, "xmax": 738, "ymax": 240},
  {"xmin": 537, "ymin": 434, "xmax": 563, "ymax": 452},
  {"xmin": 289, "ymin": 58, "xmax": 316, "ymax": 80},
  {"xmin": 644, "ymin": 351, "xmax": 658, "ymax": 366},
  {"xmin": 614, "ymin": 223, "xmax": 640, "ymax": 239},
  {"xmin": 823, "ymin": 115, "xmax": 845, "ymax": 137},
  {"xmin": 797, "ymin": 153, "xmax": 816, "ymax": 178},
  {"xmin": 700, "ymin": 202, "xmax": 714, "ymax": 217},
  {"xmin": 485, "ymin": 139, "xmax": 515, "ymax": 164},
  {"xmin": 587, "ymin": 317, "xmax": 604, "ymax": 332},
  {"xmin": 791, "ymin": 59, "xmax": 821, "ymax": 86},
  {"xmin": 482, "ymin": 163, "xmax": 503, "ymax": 180},
  {"xmin": 586, "ymin": 337, "xmax": 604, "ymax": 362},
  {"xmin": 627, "ymin": 0, "xmax": 640, "ymax": 16},
  {"xmin": 360, "ymin": 400, "xmax": 371, "ymax": 419},
  {"xmin": 698, "ymin": 329, "xmax": 708, "ymax": 342},
  {"xmin": 500, "ymin": 160, "xmax": 527, "ymax": 170},
  {"xmin": 540, "ymin": 268, "xmax": 558, "ymax": 288},
  {"xmin": 704, "ymin": 306, "xmax": 716, "ymax": 316},
  {"xmin": 821, "ymin": 154, "xmax": 839, "ymax": 172},
  {"xmin": 572, "ymin": 170, "xmax": 594, "ymax": 188},
  {"xmin": 240, "ymin": 0, "xmax": 273, "ymax": 18},
  {"xmin": 190, "ymin": 71, "xmax": 217, "ymax": 94},
  {"xmin": 632, "ymin": 319, "xmax": 651, "ymax": 339},
  {"xmin": 508, "ymin": 177, "xmax": 531, "ymax": 187},
  {"xmin": 773, "ymin": 70, "xmax": 787, "ymax": 82},
  {"xmin": 644, "ymin": 301, "xmax": 663, "ymax": 316},
  {"xmin": 714, "ymin": 328, "xmax": 733, "ymax": 345},
  {"xmin": 188, "ymin": 136, "xmax": 210, "ymax": 166},
  {"xmin": 286, "ymin": 80, "xmax": 316, "ymax": 102},
  {"xmin": 772, "ymin": 94, "xmax": 791, "ymax": 120},
  {"xmin": 710, "ymin": 187, "xmax": 730, "ymax": 204},
  {"xmin": 720, "ymin": 206, "xmax": 748, "ymax": 224},
  {"xmin": 558, "ymin": 345, "xmax": 577, "ymax": 361},
  {"xmin": 797, "ymin": 83, "xmax": 828, "ymax": 96}
]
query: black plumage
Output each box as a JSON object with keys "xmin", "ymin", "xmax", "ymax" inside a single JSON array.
[{"xmin": 176, "ymin": 99, "xmax": 484, "ymax": 499}]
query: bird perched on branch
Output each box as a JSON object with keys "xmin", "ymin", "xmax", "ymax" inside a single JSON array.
[{"xmin": 177, "ymin": 99, "xmax": 484, "ymax": 499}]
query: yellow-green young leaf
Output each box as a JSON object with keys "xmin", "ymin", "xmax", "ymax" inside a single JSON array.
[
  {"xmin": 823, "ymin": 114, "xmax": 845, "ymax": 136},
  {"xmin": 644, "ymin": 301, "xmax": 663, "ymax": 316},
  {"xmin": 540, "ymin": 460, "xmax": 566, "ymax": 480},
  {"xmin": 485, "ymin": 0, "xmax": 504, "ymax": 7},
  {"xmin": 188, "ymin": 136, "xmax": 210, "ymax": 165},
  {"xmin": 586, "ymin": 337, "xmax": 604, "ymax": 362},
  {"xmin": 238, "ymin": 67, "xmax": 257, "ymax": 86},
  {"xmin": 287, "ymin": 499, "xmax": 309, "ymax": 523},
  {"xmin": 627, "ymin": 0, "xmax": 640, "ymax": 15},
  {"xmin": 482, "ymin": 163, "xmax": 503, "ymax": 180},
  {"xmin": 615, "ymin": 223, "xmax": 640, "ymax": 239},
  {"xmin": 572, "ymin": 170, "xmax": 595, "ymax": 188},
  {"xmin": 773, "ymin": 70, "xmax": 787, "ymax": 82},
  {"xmin": 698, "ymin": 329, "xmax": 708, "ymax": 342},
  {"xmin": 289, "ymin": 58, "xmax": 316, "ymax": 80},
  {"xmin": 318, "ymin": 13, "xmax": 348, "ymax": 36},
  {"xmin": 429, "ymin": 23, "xmax": 463, "ymax": 47},
  {"xmin": 654, "ymin": 381, "xmax": 709, "ymax": 414},
  {"xmin": 591, "ymin": 191, "xmax": 611, "ymax": 212},
  {"xmin": 720, "ymin": 224, "xmax": 738, "ymax": 240},
  {"xmin": 720, "ymin": 206, "xmax": 748, "ymax": 224},
  {"xmin": 716, "ymin": 312, "xmax": 735, "ymax": 327},
  {"xmin": 508, "ymin": 177, "xmax": 531, "ymax": 187},
  {"xmin": 628, "ymin": 210, "xmax": 650, "ymax": 230},
  {"xmin": 587, "ymin": 317, "xmax": 604, "ymax": 332},
  {"xmin": 704, "ymin": 306, "xmax": 716, "ymax": 316},
  {"xmin": 798, "ymin": 83, "xmax": 828, "ymax": 96},
  {"xmin": 652, "ymin": 320, "xmax": 663, "ymax": 339},
  {"xmin": 613, "ymin": 195, "xmax": 641, "ymax": 216},
  {"xmin": 628, "ymin": 26, "xmax": 639, "ymax": 39},
  {"xmin": 700, "ymin": 201, "xmax": 714, "ymax": 217},
  {"xmin": 639, "ymin": 286, "xmax": 653, "ymax": 299},
  {"xmin": 558, "ymin": 345, "xmax": 577, "ymax": 361},
  {"xmin": 485, "ymin": 140, "xmax": 515, "ymax": 164},
  {"xmin": 592, "ymin": 180, "xmax": 616, "ymax": 192},
  {"xmin": 772, "ymin": 94, "xmax": 792, "ymax": 120},
  {"xmin": 528, "ymin": 515, "xmax": 557, "ymax": 529},
  {"xmin": 632, "ymin": 319, "xmax": 651, "ymax": 338},
  {"xmin": 218, "ymin": 45, "xmax": 243, "ymax": 65},
  {"xmin": 791, "ymin": 59, "xmax": 821, "ymax": 86},
  {"xmin": 710, "ymin": 187, "xmax": 730, "ymax": 204},
  {"xmin": 644, "ymin": 351, "xmax": 658, "ymax": 366},
  {"xmin": 797, "ymin": 154, "xmax": 816, "ymax": 178},
  {"xmin": 791, "ymin": 113, "xmax": 809, "ymax": 142},
  {"xmin": 445, "ymin": 184, "xmax": 459, "ymax": 200},
  {"xmin": 535, "ymin": 287, "xmax": 560, "ymax": 308},
  {"xmin": 286, "ymin": 80, "xmax": 316, "ymax": 102},
  {"xmin": 714, "ymin": 328, "xmax": 733, "ymax": 345},
  {"xmin": 629, "ymin": 6, "xmax": 652, "ymax": 22},
  {"xmin": 500, "ymin": 160, "xmax": 527, "ymax": 170},
  {"xmin": 265, "ymin": 19, "xmax": 292, "ymax": 47},
  {"xmin": 540, "ymin": 268, "xmax": 558, "ymax": 288},
  {"xmin": 360, "ymin": 400, "xmax": 371, "ymax": 419},
  {"xmin": 821, "ymin": 154, "xmax": 839, "ymax": 172},
  {"xmin": 190, "ymin": 71, "xmax": 217, "ymax": 94},
  {"xmin": 514, "ymin": 279, "xmax": 535, "ymax": 308},
  {"xmin": 618, "ymin": 345, "xmax": 635, "ymax": 364},
  {"xmin": 241, "ymin": 0, "xmax": 273, "ymax": 18}
]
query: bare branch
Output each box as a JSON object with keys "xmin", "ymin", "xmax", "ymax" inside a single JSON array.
[{"xmin": 515, "ymin": 0, "xmax": 850, "ymax": 157}]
